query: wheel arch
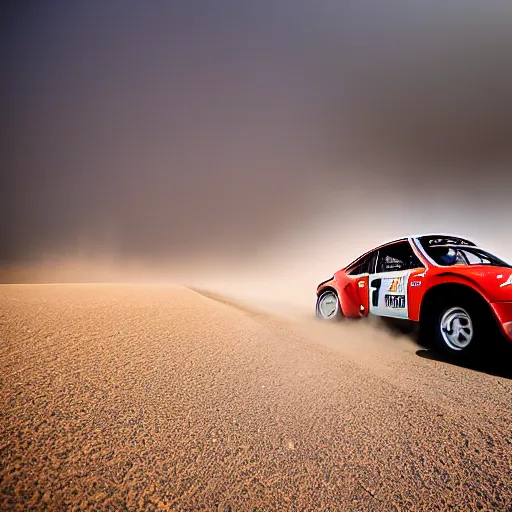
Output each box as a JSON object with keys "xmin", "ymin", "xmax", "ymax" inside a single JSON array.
[
  {"xmin": 316, "ymin": 285, "xmax": 338, "ymax": 297},
  {"xmin": 419, "ymin": 283, "xmax": 490, "ymax": 325}
]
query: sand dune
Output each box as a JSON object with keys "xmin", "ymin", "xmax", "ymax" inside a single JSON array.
[{"xmin": 1, "ymin": 284, "xmax": 511, "ymax": 510}]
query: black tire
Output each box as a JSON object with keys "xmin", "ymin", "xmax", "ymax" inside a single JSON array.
[
  {"xmin": 316, "ymin": 290, "xmax": 342, "ymax": 321},
  {"xmin": 421, "ymin": 294, "xmax": 495, "ymax": 361}
]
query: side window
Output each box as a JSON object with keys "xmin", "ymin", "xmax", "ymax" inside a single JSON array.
[
  {"xmin": 347, "ymin": 255, "xmax": 369, "ymax": 275},
  {"xmin": 347, "ymin": 251, "xmax": 377, "ymax": 275},
  {"xmin": 376, "ymin": 242, "xmax": 424, "ymax": 273}
]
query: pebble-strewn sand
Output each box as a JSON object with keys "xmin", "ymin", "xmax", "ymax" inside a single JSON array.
[{"xmin": 1, "ymin": 284, "xmax": 511, "ymax": 511}]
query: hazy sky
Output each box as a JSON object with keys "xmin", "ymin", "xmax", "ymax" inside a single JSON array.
[{"xmin": 2, "ymin": 1, "xmax": 512, "ymax": 269}]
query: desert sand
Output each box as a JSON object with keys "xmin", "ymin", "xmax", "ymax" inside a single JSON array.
[{"xmin": 1, "ymin": 284, "xmax": 512, "ymax": 511}]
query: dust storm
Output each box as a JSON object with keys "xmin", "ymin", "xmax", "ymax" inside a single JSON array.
[{"xmin": 2, "ymin": 2, "xmax": 512, "ymax": 304}]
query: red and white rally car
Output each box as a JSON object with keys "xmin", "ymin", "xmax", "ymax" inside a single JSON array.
[{"xmin": 316, "ymin": 235, "xmax": 512, "ymax": 358}]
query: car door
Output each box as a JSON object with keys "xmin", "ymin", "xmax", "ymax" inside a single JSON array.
[{"xmin": 369, "ymin": 241, "xmax": 424, "ymax": 319}]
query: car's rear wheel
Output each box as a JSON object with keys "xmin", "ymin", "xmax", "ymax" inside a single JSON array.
[{"xmin": 316, "ymin": 290, "xmax": 342, "ymax": 321}]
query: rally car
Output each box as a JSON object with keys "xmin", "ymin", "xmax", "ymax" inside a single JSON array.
[{"xmin": 316, "ymin": 235, "xmax": 512, "ymax": 358}]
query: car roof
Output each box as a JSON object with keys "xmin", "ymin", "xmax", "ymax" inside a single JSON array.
[
  {"xmin": 344, "ymin": 234, "xmax": 477, "ymax": 270},
  {"xmin": 411, "ymin": 233, "xmax": 476, "ymax": 243},
  {"xmin": 368, "ymin": 234, "xmax": 476, "ymax": 250},
  {"xmin": 412, "ymin": 234, "xmax": 477, "ymax": 247}
]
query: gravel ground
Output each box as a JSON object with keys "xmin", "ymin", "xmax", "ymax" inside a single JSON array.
[{"xmin": 1, "ymin": 284, "xmax": 511, "ymax": 511}]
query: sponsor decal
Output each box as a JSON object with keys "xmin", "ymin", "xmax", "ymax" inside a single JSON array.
[
  {"xmin": 358, "ymin": 281, "xmax": 365, "ymax": 288},
  {"xmin": 388, "ymin": 277, "xmax": 405, "ymax": 293},
  {"xmin": 500, "ymin": 275, "xmax": 512, "ymax": 288},
  {"xmin": 411, "ymin": 281, "xmax": 422, "ymax": 287},
  {"xmin": 385, "ymin": 294, "xmax": 405, "ymax": 308}
]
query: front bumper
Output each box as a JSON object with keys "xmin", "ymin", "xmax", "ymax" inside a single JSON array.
[{"xmin": 490, "ymin": 302, "xmax": 512, "ymax": 340}]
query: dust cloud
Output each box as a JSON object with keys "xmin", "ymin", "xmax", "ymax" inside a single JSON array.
[{"xmin": 2, "ymin": 2, "xmax": 512, "ymax": 312}]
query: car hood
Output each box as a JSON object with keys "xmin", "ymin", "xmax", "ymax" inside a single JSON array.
[{"xmin": 437, "ymin": 265, "xmax": 512, "ymax": 301}]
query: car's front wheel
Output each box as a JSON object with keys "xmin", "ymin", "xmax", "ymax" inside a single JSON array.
[
  {"xmin": 425, "ymin": 296, "xmax": 492, "ymax": 360},
  {"xmin": 438, "ymin": 306, "xmax": 475, "ymax": 352},
  {"xmin": 316, "ymin": 290, "xmax": 342, "ymax": 321}
]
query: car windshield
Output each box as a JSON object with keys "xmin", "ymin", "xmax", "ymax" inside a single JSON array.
[{"xmin": 423, "ymin": 245, "xmax": 511, "ymax": 268}]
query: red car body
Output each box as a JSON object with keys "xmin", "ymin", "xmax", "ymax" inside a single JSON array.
[{"xmin": 316, "ymin": 235, "xmax": 512, "ymax": 342}]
